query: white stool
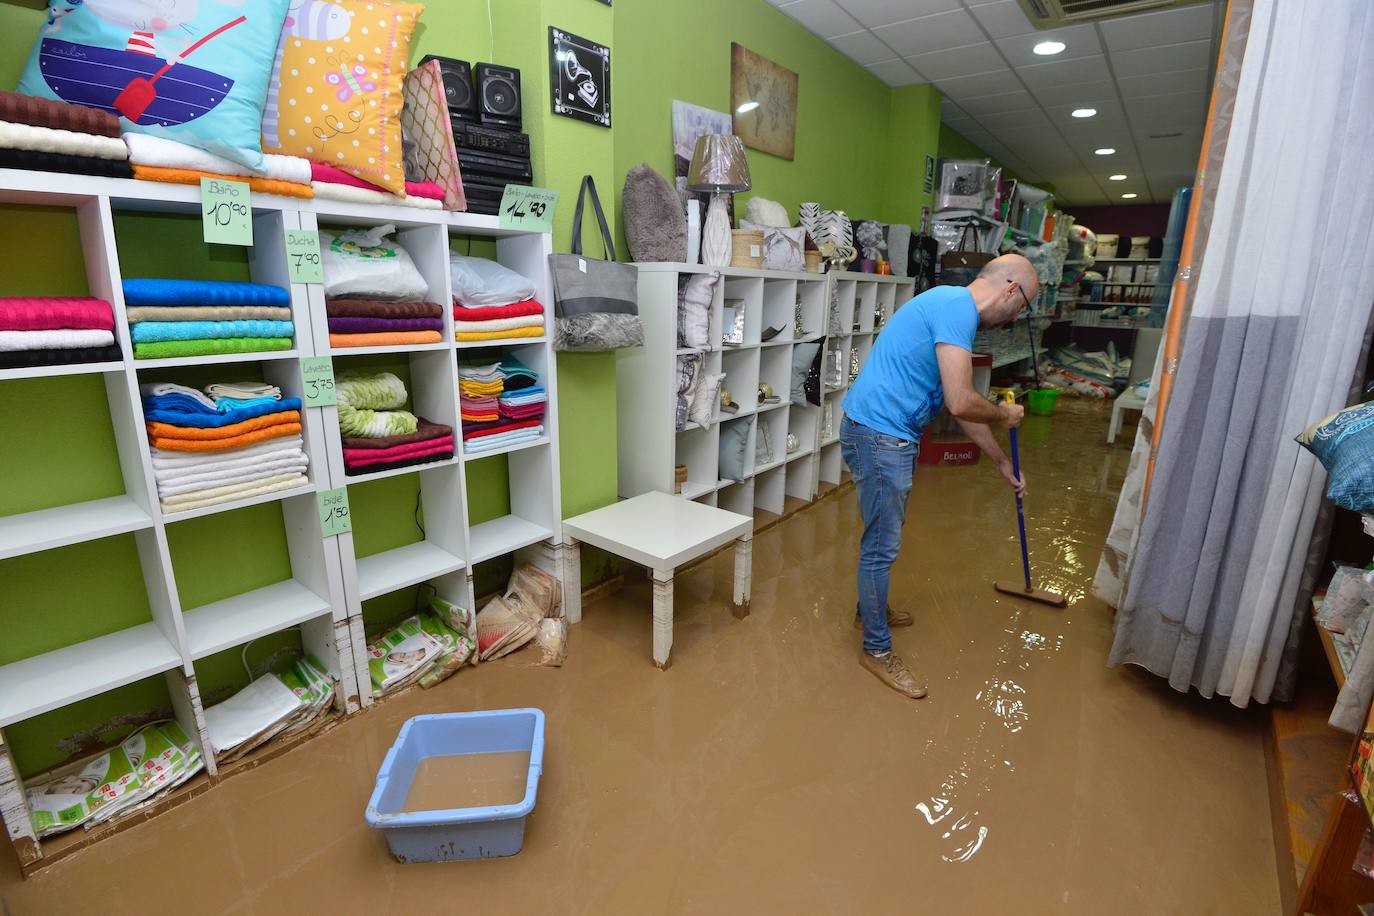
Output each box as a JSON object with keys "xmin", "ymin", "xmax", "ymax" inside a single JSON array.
[
  {"xmin": 561, "ymin": 491, "xmax": 753, "ymax": 669},
  {"xmin": 1109, "ymin": 394, "xmax": 1147, "ymax": 444}
]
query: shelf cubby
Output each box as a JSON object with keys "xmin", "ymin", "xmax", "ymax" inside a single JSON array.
[
  {"xmin": 758, "ymin": 345, "xmax": 793, "ymax": 410},
  {"xmin": 718, "ymin": 479, "xmax": 755, "ymax": 517},
  {"xmin": 721, "ymin": 348, "xmax": 760, "ymax": 418},
  {"xmin": 754, "ymin": 464, "xmax": 787, "ymax": 517},
  {"xmin": 762, "ymin": 278, "xmax": 798, "ymax": 342},
  {"xmin": 676, "ymin": 425, "xmax": 720, "ymax": 500}
]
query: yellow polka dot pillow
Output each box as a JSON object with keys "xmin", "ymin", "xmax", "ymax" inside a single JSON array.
[{"xmin": 261, "ymin": 0, "xmax": 423, "ymax": 194}]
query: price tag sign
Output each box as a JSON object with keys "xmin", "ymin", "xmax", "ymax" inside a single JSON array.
[
  {"xmin": 299, "ymin": 356, "xmax": 337, "ymax": 408},
  {"xmin": 285, "ymin": 229, "xmax": 324, "ymax": 284},
  {"xmin": 200, "ymin": 177, "xmax": 253, "ymax": 246},
  {"xmin": 317, "ymin": 488, "xmax": 352, "ymax": 538},
  {"xmin": 499, "ymin": 185, "xmax": 559, "ymax": 234}
]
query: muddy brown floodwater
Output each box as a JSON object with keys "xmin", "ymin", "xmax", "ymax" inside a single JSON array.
[{"xmin": 0, "ymin": 401, "xmax": 1281, "ymax": 914}]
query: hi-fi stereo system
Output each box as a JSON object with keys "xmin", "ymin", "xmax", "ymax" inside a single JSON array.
[{"xmin": 422, "ymin": 55, "xmax": 529, "ymax": 216}]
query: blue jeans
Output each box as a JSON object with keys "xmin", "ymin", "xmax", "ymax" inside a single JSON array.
[{"xmin": 840, "ymin": 417, "xmax": 917, "ymax": 655}]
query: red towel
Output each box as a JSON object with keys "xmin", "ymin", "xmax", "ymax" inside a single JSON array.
[
  {"xmin": 310, "ymin": 161, "xmax": 445, "ymax": 201},
  {"xmin": 460, "ymin": 417, "xmax": 543, "ymax": 441},
  {"xmin": 498, "ymin": 404, "xmax": 546, "ymax": 420},
  {"xmin": 452, "ymin": 299, "xmax": 545, "ymax": 321},
  {"xmin": 0, "ymin": 297, "xmax": 114, "ymax": 332}
]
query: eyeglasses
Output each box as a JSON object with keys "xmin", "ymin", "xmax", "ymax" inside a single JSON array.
[{"xmin": 1010, "ymin": 281, "xmax": 1033, "ymax": 317}]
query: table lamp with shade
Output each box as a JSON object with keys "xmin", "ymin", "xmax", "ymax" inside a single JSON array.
[{"xmin": 687, "ymin": 134, "xmax": 751, "ymax": 268}]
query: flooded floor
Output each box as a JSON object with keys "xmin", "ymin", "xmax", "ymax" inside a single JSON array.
[{"xmin": 0, "ymin": 401, "xmax": 1280, "ymax": 914}]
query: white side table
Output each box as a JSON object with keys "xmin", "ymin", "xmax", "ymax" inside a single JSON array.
[
  {"xmin": 1109, "ymin": 393, "xmax": 1148, "ymax": 444},
  {"xmin": 562, "ymin": 491, "xmax": 753, "ymax": 669}
]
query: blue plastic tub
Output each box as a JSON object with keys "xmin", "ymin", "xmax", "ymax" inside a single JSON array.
[{"xmin": 365, "ymin": 709, "xmax": 545, "ymax": 863}]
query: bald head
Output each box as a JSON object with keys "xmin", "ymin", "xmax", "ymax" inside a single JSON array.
[{"xmin": 968, "ymin": 253, "xmax": 1040, "ymax": 328}]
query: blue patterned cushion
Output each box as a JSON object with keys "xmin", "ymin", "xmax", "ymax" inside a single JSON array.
[{"xmin": 1297, "ymin": 402, "xmax": 1374, "ymax": 511}]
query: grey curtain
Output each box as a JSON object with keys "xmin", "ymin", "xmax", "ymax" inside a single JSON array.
[{"xmin": 1102, "ymin": 0, "xmax": 1374, "ymax": 707}]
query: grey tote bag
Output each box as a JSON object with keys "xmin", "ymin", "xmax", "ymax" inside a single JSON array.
[{"xmin": 550, "ymin": 175, "xmax": 644, "ymax": 352}]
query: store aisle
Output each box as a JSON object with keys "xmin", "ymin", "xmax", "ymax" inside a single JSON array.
[{"xmin": 0, "ymin": 402, "xmax": 1280, "ymax": 914}]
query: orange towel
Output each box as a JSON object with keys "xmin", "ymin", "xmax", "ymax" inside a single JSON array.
[
  {"xmin": 329, "ymin": 331, "xmax": 443, "ymax": 348},
  {"xmin": 149, "ymin": 422, "xmax": 302, "ymax": 453},
  {"xmin": 131, "ymin": 165, "xmax": 314, "ymax": 200},
  {"xmin": 146, "ymin": 410, "xmax": 300, "ymax": 441}
]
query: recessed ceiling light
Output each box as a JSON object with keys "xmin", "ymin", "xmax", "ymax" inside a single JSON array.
[
  {"xmin": 1109, "ymin": 174, "xmax": 1128, "ymax": 181},
  {"xmin": 1122, "ymin": 193, "xmax": 1139, "ymax": 199},
  {"xmin": 1033, "ymin": 41, "xmax": 1066, "ymax": 56},
  {"xmin": 1071, "ymin": 108, "xmax": 1097, "ymax": 118},
  {"xmin": 1095, "ymin": 148, "xmax": 1116, "ymax": 155}
]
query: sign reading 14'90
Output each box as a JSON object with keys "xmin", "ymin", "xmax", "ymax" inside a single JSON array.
[
  {"xmin": 200, "ymin": 177, "xmax": 253, "ymax": 246},
  {"xmin": 499, "ymin": 185, "xmax": 559, "ymax": 234}
]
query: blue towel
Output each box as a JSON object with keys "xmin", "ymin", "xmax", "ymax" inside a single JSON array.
[
  {"xmin": 214, "ymin": 396, "xmax": 280, "ymax": 412},
  {"xmin": 498, "ymin": 386, "xmax": 546, "ymax": 402},
  {"xmin": 129, "ymin": 320, "xmax": 295, "ymax": 343},
  {"xmin": 142, "ymin": 393, "xmax": 218, "ymax": 416},
  {"xmin": 122, "ymin": 279, "xmax": 290, "ymax": 308},
  {"xmin": 144, "ymin": 397, "xmax": 302, "ymax": 428}
]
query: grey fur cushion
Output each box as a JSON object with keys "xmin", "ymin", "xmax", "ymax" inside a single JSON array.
[{"xmin": 624, "ymin": 164, "xmax": 687, "ymax": 263}]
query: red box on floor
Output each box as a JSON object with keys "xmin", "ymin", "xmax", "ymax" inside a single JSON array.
[{"xmin": 917, "ymin": 428, "xmax": 981, "ymax": 466}]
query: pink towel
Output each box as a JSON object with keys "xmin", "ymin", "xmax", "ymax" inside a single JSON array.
[
  {"xmin": 0, "ymin": 297, "xmax": 114, "ymax": 332},
  {"xmin": 343, "ymin": 437, "xmax": 454, "ymax": 468},
  {"xmin": 499, "ymin": 405, "xmax": 546, "ymax": 420},
  {"xmin": 310, "ymin": 161, "xmax": 445, "ymax": 201}
]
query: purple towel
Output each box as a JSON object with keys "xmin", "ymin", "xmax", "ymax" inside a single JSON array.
[{"xmin": 327, "ymin": 316, "xmax": 446, "ymax": 334}]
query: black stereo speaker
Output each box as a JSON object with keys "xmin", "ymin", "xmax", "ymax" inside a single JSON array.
[
  {"xmin": 421, "ymin": 54, "xmax": 476, "ymax": 122},
  {"xmin": 476, "ymin": 63, "xmax": 522, "ymax": 130}
]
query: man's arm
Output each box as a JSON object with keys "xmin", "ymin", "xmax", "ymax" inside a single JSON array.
[
  {"xmin": 936, "ymin": 344, "xmax": 1023, "ymax": 428},
  {"xmin": 955, "ymin": 417, "xmax": 1027, "ymax": 496}
]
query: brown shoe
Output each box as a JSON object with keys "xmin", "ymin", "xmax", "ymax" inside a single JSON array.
[
  {"xmin": 860, "ymin": 651, "xmax": 928, "ymax": 699},
  {"xmin": 854, "ymin": 607, "xmax": 914, "ymax": 629}
]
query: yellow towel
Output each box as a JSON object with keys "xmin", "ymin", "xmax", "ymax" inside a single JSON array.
[{"xmin": 455, "ymin": 325, "xmax": 545, "ymax": 343}]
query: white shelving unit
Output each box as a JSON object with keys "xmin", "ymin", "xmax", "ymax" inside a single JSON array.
[
  {"xmin": 815, "ymin": 272, "xmax": 916, "ymax": 492},
  {"xmin": 0, "ymin": 170, "xmax": 566, "ymax": 873},
  {"xmin": 618, "ymin": 264, "xmax": 914, "ymax": 525}
]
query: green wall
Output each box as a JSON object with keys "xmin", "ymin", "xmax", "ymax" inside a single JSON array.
[{"xmin": 0, "ymin": 0, "xmax": 945, "ymax": 775}]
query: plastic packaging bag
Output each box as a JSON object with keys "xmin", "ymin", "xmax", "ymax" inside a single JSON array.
[
  {"xmin": 1320, "ymin": 566, "xmax": 1373, "ymax": 633},
  {"xmin": 532, "ymin": 618, "xmax": 568, "ymax": 667},
  {"xmin": 450, "ymin": 254, "xmax": 538, "ymax": 307},
  {"xmin": 320, "ymin": 224, "xmax": 430, "ymax": 300}
]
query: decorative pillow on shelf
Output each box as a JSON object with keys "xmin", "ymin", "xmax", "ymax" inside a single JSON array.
[
  {"xmin": 1296, "ymin": 401, "xmax": 1374, "ymax": 512},
  {"xmin": 623, "ymin": 164, "xmax": 687, "ymax": 263},
  {"xmin": 791, "ymin": 341, "xmax": 821, "ymax": 404},
  {"xmin": 17, "ymin": 0, "xmax": 291, "ymax": 171},
  {"xmin": 675, "ymin": 355, "xmax": 702, "ymax": 432},
  {"xmin": 677, "ymin": 272, "xmax": 719, "ymax": 350},
  {"xmin": 690, "ymin": 372, "xmax": 725, "ymax": 428},
  {"xmin": 451, "ymin": 254, "xmax": 537, "ymax": 307},
  {"xmin": 719, "ymin": 417, "xmax": 750, "ymax": 481},
  {"xmin": 261, "ymin": 0, "xmax": 422, "ymax": 194}
]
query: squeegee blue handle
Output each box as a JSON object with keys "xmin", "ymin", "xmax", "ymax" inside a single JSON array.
[{"xmin": 1010, "ymin": 426, "xmax": 1033, "ymax": 592}]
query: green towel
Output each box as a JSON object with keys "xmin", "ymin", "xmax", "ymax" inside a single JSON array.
[
  {"xmin": 133, "ymin": 337, "xmax": 293, "ymax": 360},
  {"xmin": 337, "ymin": 403, "xmax": 418, "ymax": 438},
  {"xmin": 336, "ymin": 371, "xmax": 416, "ymax": 438}
]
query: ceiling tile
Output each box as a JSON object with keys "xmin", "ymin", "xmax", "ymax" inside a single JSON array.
[
  {"xmin": 934, "ymin": 68, "xmax": 1022, "ymax": 100},
  {"xmin": 837, "ymin": 0, "xmax": 963, "ymax": 29},
  {"xmin": 993, "ymin": 24, "xmax": 1102, "ymax": 67},
  {"xmin": 1099, "ymin": 4, "xmax": 1217, "ymax": 53},
  {"xmin": 866, "ymin": 58, "xmax": 924, "ymax": 86},
  {"xmin": 905, "ymin": 41, "xmax": 1007, "ymax": 80},
  {"xmin": 1117, "ymin": 68, "xmax": 1211, "ymax": 100},
  {"xmin": 1126, "ymin": 90, "xmax": 1207, "ymax": 119},
  {"xmin": 829, "ymin": 29, "xmax": 896, "ymax": 65},
  {"xmin": 957, "ymin": 89, "xmax": 1036, "ymax": 116},
  {"xmin": 984, "ymin": 106, "xmax": 1052, "ymax": 129},
  {"xmin": 967, "ymin": 0, "xmax": 1036, "ymax": 39},
  {"xmin": 1017, "ymin": 54, "xmax": 1111, "ymax": 89},
  {"xmin": 940, "ymin": 96, "xmax": 969, "ymax": 117},
  {"xmin": 1027, "ymin": 79, "xmax": 1119, "ymax": 108},
  {"xmin": 1112, "ymin": 39, "xmax": 1213, "ymax": 78},
  {"xmin": 872, "ymin": 9, "xmax": 984, "ymax": 57},
  {"xmin": 777, "ymin": 0, "xmax": 863, "ymax": 39}
]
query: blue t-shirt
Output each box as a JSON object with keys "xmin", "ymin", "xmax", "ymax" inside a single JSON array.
[{"xmin": 843, "ymin": 286, "xmax": 979, "ymax": 442}]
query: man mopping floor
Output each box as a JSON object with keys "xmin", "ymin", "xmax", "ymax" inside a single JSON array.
[{"xmin": 840, "ymin": 255, "xmax": 1038, "ymax": 699}]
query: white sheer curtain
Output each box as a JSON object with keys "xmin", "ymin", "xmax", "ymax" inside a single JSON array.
[{"xmin": 1101, "ymin": 0, "xmax": 1374, "ymax": 707}]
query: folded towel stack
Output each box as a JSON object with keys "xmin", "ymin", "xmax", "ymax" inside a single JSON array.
[
  {"xmin": 124, "ymin": 134, "xmax": 313, "ymax": 199},
  {"xmin": 453, "ymin": 298, "xmax": 546, "ymax": 343},
  {"xmin": 143, "ymin": 382, "xmax": 308, "ymax": 513},
  {"xmin": 123, "ymin": 279, "xmax": 294, "ymax": 360},
  {"xmin": 0, "ymin": 91, "xmax": 132, "ymax": 179},
  {"xmin": 310, "ymin": 161, "xmax": 446, "ymax": 210},
  {"xmin": 459, "ymin": 355, "xmax": 545, "ymax": 454},
  {"xmin": 326, "ymin": 298, "xmax": 445, "ymax": 350},
  {"xmin": 337, "ymin": 371, "xmax": 453, "ymax": 475},
  {"xmin": 0, "ymin": 297, "xmax": 120, "ymax": 369}
]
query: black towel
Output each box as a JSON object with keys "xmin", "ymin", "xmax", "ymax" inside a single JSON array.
[{"xmin": 0, "ymin": 147, "xmax": 133, "ymax": 179}]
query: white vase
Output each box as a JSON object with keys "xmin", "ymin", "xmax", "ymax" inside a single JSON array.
[{"xmin": 702, "ymin": 193, "xmax": 731, "ymax": 268}]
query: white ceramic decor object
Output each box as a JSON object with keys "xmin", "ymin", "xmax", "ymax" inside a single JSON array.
[{"xmin": 701, "ymin": 194, "xmax": 732, "ymax": 268}]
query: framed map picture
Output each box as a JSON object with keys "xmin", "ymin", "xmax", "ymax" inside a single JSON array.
[{"xmin": 730, "ymin": 43, "xmax": 797, "ymax": 161}]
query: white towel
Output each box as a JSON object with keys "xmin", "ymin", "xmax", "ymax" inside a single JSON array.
[
  {"xmin": 0, "ymin": 120, "xmax": 128, "ymax": 160},
  {"xmin": 457, "ymin": 362, "xmax": 503, "ymax": 381},
  {"xmin": 123, "ymin": 133, "xmax": 311, "ymax": 184},
  {"xmin": 203, "ymin": 381, "xmax": 281, "ymax": 401},
  {"xmin": 0, "ymin": 329, "xmax": 115, "ymax": 351},
  {"xmin": 149, "ymin": 437, "xmax": 305, "ymax": 470},
  {"xmin": 451, "ymin": 314, "xmax": 544, "ymax": 334},
  {"xmin": 310, "ymin": 181, "xmax": 444, "ymax": 210},
  {"xmin": 139, "ymin": 382, "xmax": 217, "ymax": 411},
  {"xmin": 155, "ymin": 457, "xmax": 309, "ymax": 496},
  {"xmin": 160, "ymin": 473, "xmax": 309, "ymax": 512}
]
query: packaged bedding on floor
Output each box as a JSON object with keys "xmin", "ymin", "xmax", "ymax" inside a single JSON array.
[
  {"xmin": 25, "ymin": 720, "xmax": 206, "ymax": 837},
  {"xmin": 206, "ymin": 657, "xmax": 336, "ymax": 761},
  {"xmin": 368, "ymin": 616, "xmax": 446, "ymax": 694}
]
